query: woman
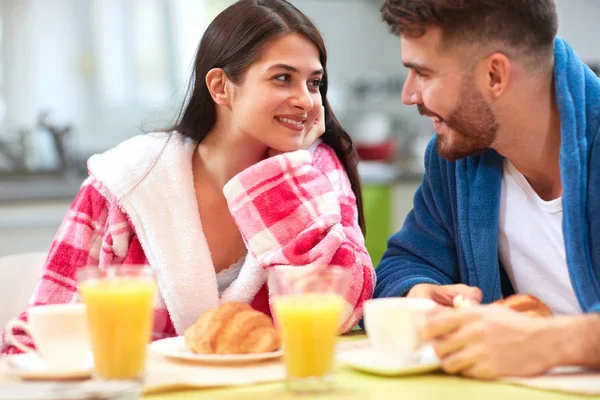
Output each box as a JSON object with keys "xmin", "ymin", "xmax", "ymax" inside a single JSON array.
[{"xmin": 1, "ymin": 0, "xmax": 375, "ymax": 353}]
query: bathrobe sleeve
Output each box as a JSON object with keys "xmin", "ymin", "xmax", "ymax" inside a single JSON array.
[{"xmin": 223, "ymin": 143, "xmax": 375, "ymax": 332}]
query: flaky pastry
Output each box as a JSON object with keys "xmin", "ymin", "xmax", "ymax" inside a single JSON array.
[{"xmin": 184, "ymin": 301, "xmax": 280, "ymax": 354}]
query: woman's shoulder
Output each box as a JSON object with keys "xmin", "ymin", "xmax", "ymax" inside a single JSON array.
[
  {"xmin": 86, "ymin": 131, "xmax": 196, "ymax": 199},
  {"xmin": 68, "ymin": 176, "xmax": 126, "ymax": 222},
  {"xmin": 89, "ymin": 131, "xmax": 178, "ymax": 167}
]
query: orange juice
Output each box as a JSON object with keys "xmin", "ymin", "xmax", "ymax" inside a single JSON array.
[
  {"xmin": 79, "ymin": 277, "xmax": 155, "ymax": 380},
  {"xmin": 273, "ymin": 293, "xmax": 344, "ymax": 378}
]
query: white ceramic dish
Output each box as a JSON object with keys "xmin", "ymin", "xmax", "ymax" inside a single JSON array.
[
  {"xmin": 7, "ymin": 352, "xmax": 93, "ymax": 381},
  {"xmin": 338, "ymin": 344, "xmax": 440, "ymax": 376},
  {"xmin": 150, "ymin": 336, "xmax": 283, "ymax": 364}
]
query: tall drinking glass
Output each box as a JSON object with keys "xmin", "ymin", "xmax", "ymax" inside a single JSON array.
[
  {"xmin": 77, "ymin": 265, "xmax": 156, "ymax": 382},
  {"xmin": 270, "ymin": 265, "xmax": 351, "ymax": 394}
]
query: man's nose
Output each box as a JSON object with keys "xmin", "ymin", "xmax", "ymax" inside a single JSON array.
[{"xmin": 401, "ymin": 71, "xmax": 422, "ymax": 106}]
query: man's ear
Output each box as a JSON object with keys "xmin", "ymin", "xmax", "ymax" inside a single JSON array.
[
  {"xmin": 483, "ymin": 52, "xmax": 511, "ymax": 99},
  {"xmin": 205, "ymin": 68, "xmax": 231, "ymax": 106}
]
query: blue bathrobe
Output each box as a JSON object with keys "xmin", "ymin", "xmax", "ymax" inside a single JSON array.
[{"xmin": 375, "ymin": 37, "xmax": 600, "ymax": 313}]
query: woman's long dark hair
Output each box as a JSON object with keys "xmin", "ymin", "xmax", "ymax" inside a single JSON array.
[{"xmin": 169, "ymin": 0, "xmax": 365, "ymax": 234}]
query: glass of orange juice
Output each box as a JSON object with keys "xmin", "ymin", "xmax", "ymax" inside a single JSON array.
[
  {"xmin": 77, "ymin": 265, "xmax": 156, "ymax": 382},
  {"xmin": 270, "ymin": 265, "xmax": 351, "ymax": 394}
]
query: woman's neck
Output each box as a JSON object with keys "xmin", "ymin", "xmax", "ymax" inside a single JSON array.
[{"xmin": 192, "ymin": 123, "xmax": 267, "ymax": 189}]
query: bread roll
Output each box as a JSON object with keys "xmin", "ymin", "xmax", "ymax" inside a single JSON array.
[
  {"xmin": 452, "ymin": 293, "xmax": 553, "ymax": 317},
  {"xmin": 184, "ymin": 301, "xmax": 280, "ymax": 354},
  {"xmin": 493, "ymin": 294, "xmax": 553, "ymax": 317}
]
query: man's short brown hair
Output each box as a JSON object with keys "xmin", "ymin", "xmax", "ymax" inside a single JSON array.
[{"xmin": 381, "ymin": 0, "xmax": 558, "ymax": 59}]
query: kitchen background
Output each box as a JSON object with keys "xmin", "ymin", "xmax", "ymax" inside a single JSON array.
[{"xmin": 0, "ymin": 0, "xmax": 599, "ymax": 263}]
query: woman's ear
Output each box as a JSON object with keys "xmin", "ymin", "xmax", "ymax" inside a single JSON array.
[{"xmin": 205, "ymin": 68, "xmax": 231, "ymax": 106}]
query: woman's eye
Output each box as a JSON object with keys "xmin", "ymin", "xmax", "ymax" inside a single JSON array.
[
  {"xmin": 309, "ymin": 79, "xmax": 322, "ymax": 89},
  {"xmin": 274, "ymin": 74, "xmax": 291, "ymax": 82}
]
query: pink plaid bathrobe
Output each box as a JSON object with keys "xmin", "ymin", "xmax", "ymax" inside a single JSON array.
[{"xmin": 1, "ymin": 132, "xmax": 375, "ymax": 354}]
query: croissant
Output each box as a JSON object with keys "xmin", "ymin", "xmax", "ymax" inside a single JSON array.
[
  {"xmin": 493, "ymin": 294, "xmax": 553, "ymax": 317},
  {"xmin": 184, "ymin": 301, "xmax": 280, "ymax": 354}
]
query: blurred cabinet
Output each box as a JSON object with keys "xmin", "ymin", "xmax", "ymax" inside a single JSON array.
[
  {"xmin": 363, "ymin": 185, "xmax": 391, "ymax": 267},
  {"xmin": 362, "ymin": 181, "xmax": 420, "ymax": 267},
  {"xmin": 0, "ymin": 201, "xmax": 70, "ymax": 257}
]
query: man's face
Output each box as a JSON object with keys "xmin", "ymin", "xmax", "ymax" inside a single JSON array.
[{"xmin": 400, "ymin": 28, "xmax": 499, "ymax": 161}]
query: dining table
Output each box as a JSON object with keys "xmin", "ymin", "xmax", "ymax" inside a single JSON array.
[
  {"xmin": 1, "ymin": 331, "xmax": 597, "ymax": 399},
  {"xmin": 144, "ymin": 370, "xmax": 594, "ymax": 400},
  {"xmin": 142, "ymin": 332, "xmax": 598, "ymax": 400}
]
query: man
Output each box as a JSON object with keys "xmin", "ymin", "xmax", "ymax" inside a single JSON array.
[{"xmin": 375, "ymin": 0, "xmax": 600, "ymax": 378}]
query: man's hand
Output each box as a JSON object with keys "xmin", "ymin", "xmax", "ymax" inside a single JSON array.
[
  {"xmin": 423, "ymin": 305, "xmax": 561, "ymax": 379},
  {"xmin": 406, "ymin": 283, "xmax": 482, "ymax": 307},
  {"xmin": 268, "ymin": 105, "xmax": 325, "ymax": 157}
]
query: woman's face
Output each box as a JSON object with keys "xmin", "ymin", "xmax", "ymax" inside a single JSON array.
[{"xmin": 228, "ymin": 34, "xmax": 324, "ymax": 153}]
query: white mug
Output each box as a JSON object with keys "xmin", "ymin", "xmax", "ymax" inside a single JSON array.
[
  {"xmin": 363, "ymin": 297, "xmax": 437, "ymax": 363},
  {"xmin": 5, "ymin": 303, "xmax": 90, "ymax": 370}
]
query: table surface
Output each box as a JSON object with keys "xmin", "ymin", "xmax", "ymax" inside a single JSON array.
[
  {"xmin": 143, "ymin": 333, "xmax": 595, "ymax": 400},
  {"xmin": 143, "ymin": 370, "xmax": 592, "ymax": 400}
]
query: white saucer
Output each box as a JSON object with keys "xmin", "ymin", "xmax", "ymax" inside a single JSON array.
[
  {"xmin": 337, "ymin": 345, "xmax": 441, "ymax": 376},
  {"xmin": 150, "ymin": 336, "xmax": 283, "ymax": 365},
  {"xmin": 7, "ymin": 353, "xmax": 93, "ymax": 381},
  {"xmin": 0, "ymin": 381, "xmax": 140, "ymax": 400}
]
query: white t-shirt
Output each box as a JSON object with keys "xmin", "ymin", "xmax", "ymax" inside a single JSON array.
[{"xmin": 498, "ymin": 159, "xmax": 582, "ymax": 315}]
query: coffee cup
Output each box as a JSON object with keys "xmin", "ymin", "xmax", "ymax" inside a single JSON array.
[
  {"xmin": 363, "ymin": 298, "xmax": 436, "ymax": 364},
  {"xmin": 5, "ymin": 303, "xmax": 91, "ymax": 370}
]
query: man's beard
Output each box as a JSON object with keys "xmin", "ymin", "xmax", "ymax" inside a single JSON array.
[{"xmin": 418, "ymin": 79, "xmax": 499, "ymax": 161}]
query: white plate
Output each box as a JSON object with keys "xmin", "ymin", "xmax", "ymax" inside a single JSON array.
[
  {"xmin": 7, "ymin": 353, "xmax": 93, "ymax": 381},
  {"xmin": 150, "ymin": 336, "xmax": 283, "ymax": 364},
  {"xmin": 337, "ymin": 345, "xmax": 440, "ymax": 376}
]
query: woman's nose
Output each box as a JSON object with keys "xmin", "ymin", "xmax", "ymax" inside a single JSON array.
[{"xmin": 291, "ymin": 86, "xmax": 314, "ymax": 111}]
